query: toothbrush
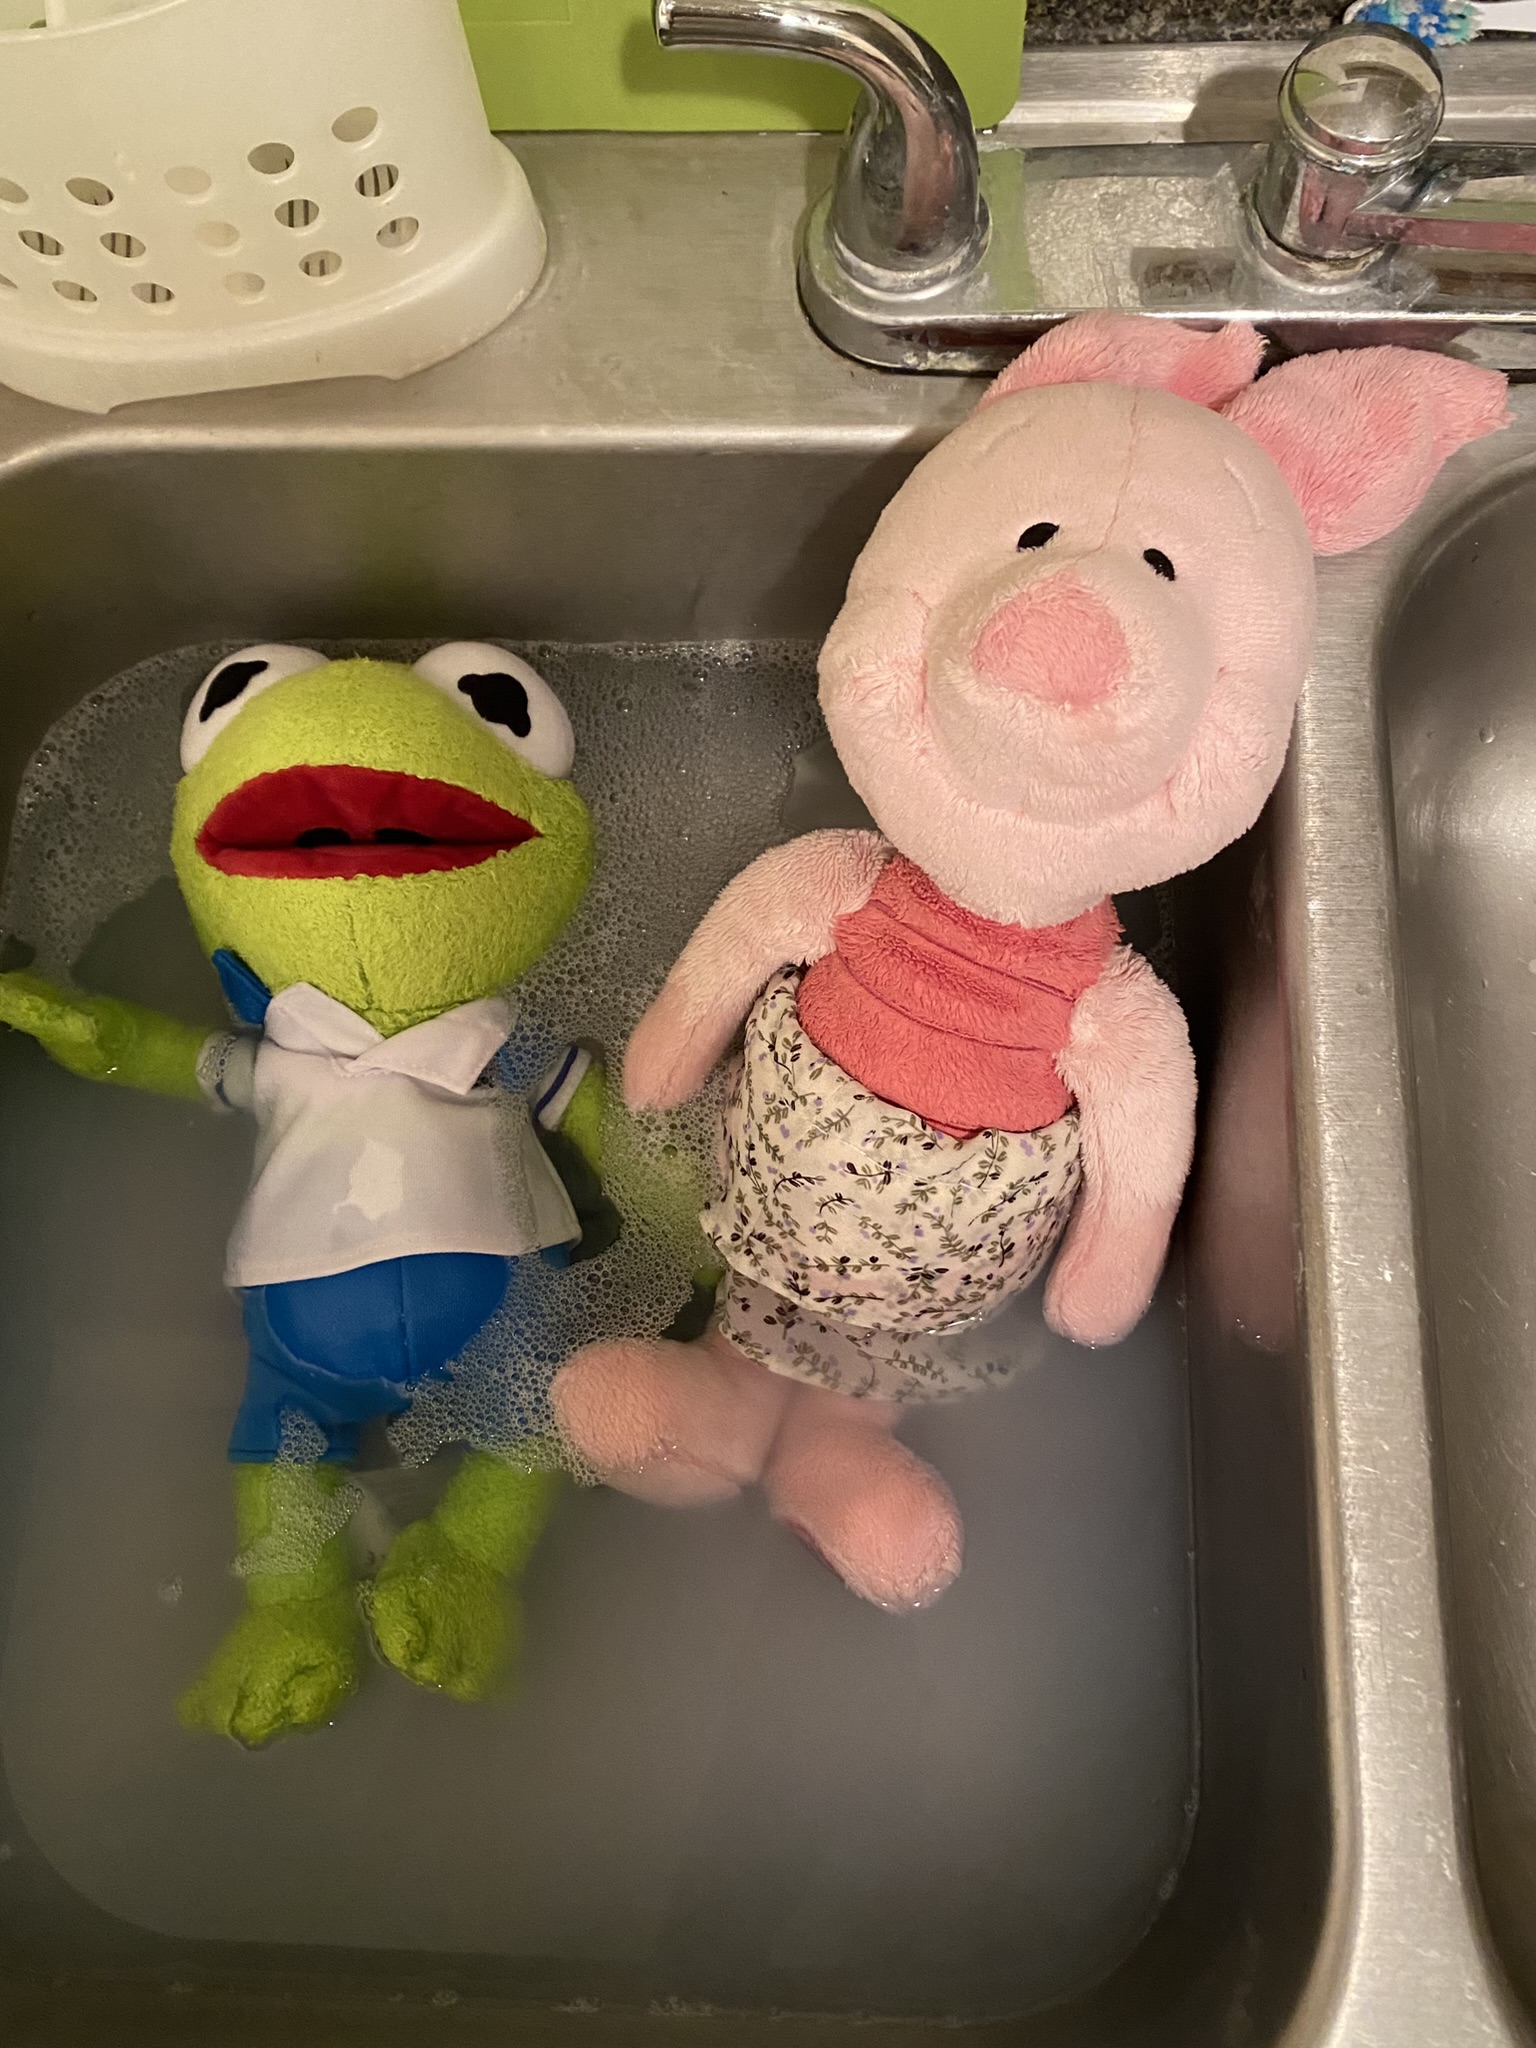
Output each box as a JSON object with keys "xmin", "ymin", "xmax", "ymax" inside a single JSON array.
[{"xmin": 1344, "ymin": 0, "xmax": 1536, "ymax": 44}]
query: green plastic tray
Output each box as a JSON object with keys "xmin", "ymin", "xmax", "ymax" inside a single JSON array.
[{"xmin": 460, "ymin": 0, "xmax": 1026, "ymax": 132}]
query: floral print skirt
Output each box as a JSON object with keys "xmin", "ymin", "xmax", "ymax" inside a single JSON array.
[{"xmin": 703, "ymin": 975, "xmax": 1082, "ymax": 1403}]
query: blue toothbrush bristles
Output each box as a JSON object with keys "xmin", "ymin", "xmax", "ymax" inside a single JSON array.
[{"xmin": 1345, "ymin": 0, "xmax": 1479, "ymax": 42}]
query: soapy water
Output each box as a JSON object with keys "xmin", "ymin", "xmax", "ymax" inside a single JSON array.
[{"xmin": 0, "ymin": 642, "xmax": 1196, "ymax": 2017}]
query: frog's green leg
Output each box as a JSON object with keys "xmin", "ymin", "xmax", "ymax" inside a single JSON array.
[
  {"xmin": 178, "ymin": 1463, "xmax": 363, "ymax": 1747},
  {"xmin": 365, "ymin": 1451, "xmax": 560, "ymax": 1702},
  {"xmin": 558, "ymin": 1057, "xmax": 606, "ymax": 1175}
]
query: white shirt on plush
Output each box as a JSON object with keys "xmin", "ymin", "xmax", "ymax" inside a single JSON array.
[{"xmin": 197, "ymin": 983, "xmax": 589, "ymax": 1289}]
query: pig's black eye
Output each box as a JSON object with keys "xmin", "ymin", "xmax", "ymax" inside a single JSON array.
[
  {"xmin": 1144, "ymin": 548, "xmax": 1176, "ymax": 581},
  {"xmin": 1017, "ymin": 522, "xmax": 1059, "ymax": 551}
]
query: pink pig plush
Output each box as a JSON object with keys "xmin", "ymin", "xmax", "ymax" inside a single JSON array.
[{"xmin": 553, "ymin": 314, "xmax": 1507, "ymax": 1614}]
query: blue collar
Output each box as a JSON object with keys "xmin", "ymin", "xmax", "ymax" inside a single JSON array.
[{"xmin": 211, "ymin": 948, "xmax": 272, "ymax": 1027}]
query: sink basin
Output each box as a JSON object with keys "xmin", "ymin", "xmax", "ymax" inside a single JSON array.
[
  {"xmin": 1385, "ymin": 443, "xmax": 1536, "ymax": 2029},
  {"xmin": 0, "ymin": 104, "xmax": 1521, "ymax": 2048},
  {"xmin": 0, "ymin": 361, "xmax": 1302, "ymax": 2048}
]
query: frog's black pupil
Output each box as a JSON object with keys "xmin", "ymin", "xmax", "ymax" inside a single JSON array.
[
  {"xmin": 296, "ymin": 828, "xmax": 350, "ymax": 849},
  {"xmin": 374, "ymin": 828, "xmax": 431, "ymax": 845},
  {"xmin": 1144, "ymin": 548, "xmax": 1176, "ymax": 581},
  {"xmin": 1017, "ymin": 522, "xmax": 1059, "ymax": 551},
  {"xmin": 200, "ymin": 658, "xmax": 269, "ymax": 722},
  {"xmin": 457, "ymin": 671, "xmax": 532, "ymax": 739}
]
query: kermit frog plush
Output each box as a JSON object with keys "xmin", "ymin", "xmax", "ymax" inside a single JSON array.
[{"xmin": 0, "ymin": 641, "xmax": 604, "ymax": 1747}]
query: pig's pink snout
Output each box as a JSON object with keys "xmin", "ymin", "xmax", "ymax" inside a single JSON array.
[{"xmin": 970, "ymin": 575, "xmax": 1130, "ymax": 710}]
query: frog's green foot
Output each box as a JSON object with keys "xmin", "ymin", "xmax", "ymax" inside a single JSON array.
[
  {"xmin": 365, "ymin": 1519, "xmax": 515, "ymax": 1703},
  {"xmin": 177, "ymin": 1594, "xmax": 362, "ymax": 1748}
]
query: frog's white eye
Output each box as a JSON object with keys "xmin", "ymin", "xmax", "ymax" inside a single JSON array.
[
  {"xmin": 412, "ymin": 642, "xmax": 575, "ymax": 779},
  {"xmin": 181, "ymin": 645, "xmax": 327, "ymax": 772}
]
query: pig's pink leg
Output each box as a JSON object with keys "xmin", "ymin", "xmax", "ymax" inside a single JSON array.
[
  {"xmin": 1046, "ymin": 946, "xmax": 1196, "ymax": 1346},
  {"xmin": 761, "ymin": 1382, "xmax": 963, "ymax": 1612},
  {"xmin": 551, "ymin": 1328, "xmax": 792, "ymax": 1508}
]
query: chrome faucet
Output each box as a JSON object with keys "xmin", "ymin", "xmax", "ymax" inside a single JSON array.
[
  {"xmin": 652, "ymin": 0, "xmax": 1536, "ymax": 372},
  {"xmin": 1254, "ymin": 23, "xmax": 1536, "ymax": 268},
  {"xmin": 654, "ymin": 0, "xmax": 988, "ymax": 290}
]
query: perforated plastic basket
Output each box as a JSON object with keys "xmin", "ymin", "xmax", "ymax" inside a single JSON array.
[{"xmin": 0, "ymin": 0, "xmax": 546, "ymax": 413}]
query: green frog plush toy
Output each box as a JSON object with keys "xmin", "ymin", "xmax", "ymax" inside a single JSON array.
[{"xmin": 0, "ymin": 641, "xmax": 604, "ymax": 1747}]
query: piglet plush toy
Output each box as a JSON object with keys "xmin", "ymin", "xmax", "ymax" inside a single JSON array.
[{"xmin": 554, "ymin": 313, "xmax": 1507, "ymax": 1613}]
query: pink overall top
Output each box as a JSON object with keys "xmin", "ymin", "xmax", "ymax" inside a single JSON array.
[{"xmin": 797, "ymin": 854, "xmax": 1121, "ymax": 1140}]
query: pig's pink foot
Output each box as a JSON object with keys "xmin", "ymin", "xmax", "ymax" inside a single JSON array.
[
  {"xmin": 762, "ymin": 1384, "xmax": 963, "ymax": 1612},
  {"xmin": 552, "ymin": 1330, "xmax": 791, "ymax": 1508}
]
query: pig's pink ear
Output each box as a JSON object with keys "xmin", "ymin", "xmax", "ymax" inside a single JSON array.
[
  {"xmin": 1220, "ymin": 348, "xmax": 1509, "ymax": 555},
  {"xmin": 979, "ymin": 313, "xmax": 1264, "ymax": 410}
]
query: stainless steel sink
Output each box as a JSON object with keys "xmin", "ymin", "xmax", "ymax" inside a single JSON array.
[{"xmin": 0, "ymin": 82, "xmax": 1526, "ymax": 2048}]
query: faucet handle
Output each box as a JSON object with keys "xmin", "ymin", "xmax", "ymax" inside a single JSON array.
[
  {"xmin": 1279, "ymin": 21, "xmax": 1444, "ymax": 175},
  {"xmin": 1255, "ymin": 23, "xmax": 1536, "ymax": 266},
  {"xmin": 1255, "ymin": 21, "xmax": 1447, "ymax": 263}
]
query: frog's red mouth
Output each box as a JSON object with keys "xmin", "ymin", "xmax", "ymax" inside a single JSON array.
[{"xmin": 197, "ymin": 765, "xmax": 539, "ymax": 880}]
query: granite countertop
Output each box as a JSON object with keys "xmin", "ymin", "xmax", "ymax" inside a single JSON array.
[{"xmin": 1025, "ymin": 0, "xmax": 1333, "ymax": 45}]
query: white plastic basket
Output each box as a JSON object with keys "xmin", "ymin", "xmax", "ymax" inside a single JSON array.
[{"xmin": 0, "ymin": 0, "xmax": 545, "ymax": 412}]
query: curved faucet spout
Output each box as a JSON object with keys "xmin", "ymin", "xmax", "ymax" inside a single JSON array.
[{"xmin": 655, "ymin": 0, "xmax": 988, "ymax": 290}]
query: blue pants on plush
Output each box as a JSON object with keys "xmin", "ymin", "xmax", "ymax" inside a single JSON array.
[{"xmin": 229, "ymin": 1251, "xmax": 515, "ymax": 1463}]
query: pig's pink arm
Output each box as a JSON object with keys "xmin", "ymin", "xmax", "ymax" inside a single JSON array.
[
  {"xmin": 1045, "ymin": 947, "xmax": 1196, "ymax": 1346},
  {"xmin": 625, "ymin": 830, "xmax": 890, "ymax": 1112}
]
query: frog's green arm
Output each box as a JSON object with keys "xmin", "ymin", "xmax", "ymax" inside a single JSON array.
[
  {"xmin": 555, "ymin": 1057, "xmax": 605, "ymax": 1176},
  {"xmin": 0, "ymin": 969, "xmax": 207, "ymax": 1102},
  {"xmin": 576, "ymin": 1063, "xmax": 724, "ymax": 1296}
]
